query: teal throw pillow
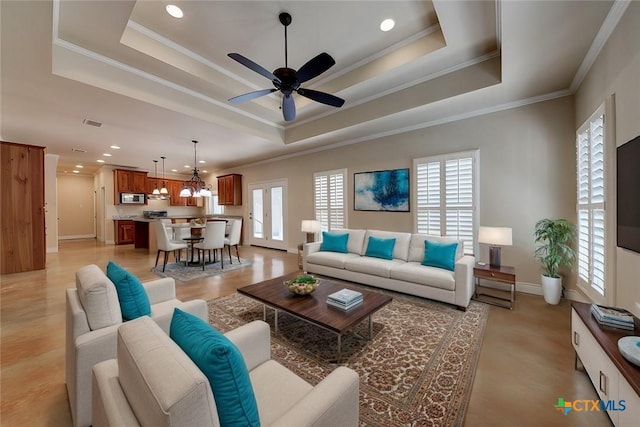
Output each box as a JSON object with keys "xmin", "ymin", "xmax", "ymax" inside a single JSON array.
[
  {"xmin": 319, "ymin": 232, "xmax": 349, "ymax": 253},
  {"xmin": 170, "ymin": 308, "xmax": 260, "ymax": 427},
  {"xmin": 106, "ymin": 261, "xmax": 151, "ymax": 321},
  {"xmin": 365, "ymin": 236, "xmax": 396, "ymax": 260},
  {"xmin": 421, "ymin": 240, "xmax": 459, "ymax": 271}
]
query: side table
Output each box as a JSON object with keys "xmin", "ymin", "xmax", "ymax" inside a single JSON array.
[{"xmin": 473, "ymin": 263, "xmax": 516, "ymax": 309}]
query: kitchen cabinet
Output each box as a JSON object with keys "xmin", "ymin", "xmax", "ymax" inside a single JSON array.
[
  {"xmin": 167, "ymin": 179, "xmax": 187, "ymax": 206},
  {"xmin": 114, "ymin": 169, "xmax": 147, "ymax": 193},
  {"xmin": 115, "ymin": 220, "xmax": 134, "ymax": 245},
  {"xmin": 217, "ymin": 174, "xmax": 242, "ymax": 205},
  {"xmin": 1, "ymin": 141, "xmax": 46, "ymax": 274}
]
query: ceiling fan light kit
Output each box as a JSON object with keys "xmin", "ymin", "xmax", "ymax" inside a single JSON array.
[{"xmin": 228, "ymin": 12, "xmax": 345, "ymax": 121}]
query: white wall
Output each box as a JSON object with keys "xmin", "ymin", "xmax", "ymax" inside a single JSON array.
[
  {"xmin": 44, "ymin": 154, "xmax": 58, "ymax": 252},
  {"xmin": 575, "ymin": 2, "xmax": 640, "ymax": 315},
  {"xmin": 57, "ymin": 174, "xmax": 95, "ymax": 239},
  {"xmin": 224, "ymin": 96, "xmax": 577, "ymax": 291}
]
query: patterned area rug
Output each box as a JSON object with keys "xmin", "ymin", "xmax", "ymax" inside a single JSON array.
[
  {"xmin": 208, "ymin": 283, "xmax": 488, "ymax": 426},
  {"xmin": 151, "ymin": 258, "xmax": 251, "ymax": 282}
]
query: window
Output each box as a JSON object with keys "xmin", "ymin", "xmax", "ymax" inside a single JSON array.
[
  {"xmin": 210, "ymin": 195, "xmax": 224, "ymax": 215},
  {"xmin": 414, "ymin": 150, "xmax": 478, "ymax": 254},
  {"xmin": 576, "ymin": 106, "xmax": 606, "ymax": 299},
  {"xmin": 314, "ymin": 169, "xmax": 347, "ymax": 232}
]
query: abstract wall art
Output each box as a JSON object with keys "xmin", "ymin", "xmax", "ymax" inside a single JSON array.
[{"xmin": 354, "ymin": 168, "xmax": 410, "ymax": 212}]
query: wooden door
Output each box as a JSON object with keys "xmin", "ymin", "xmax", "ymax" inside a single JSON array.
[{"xmin": 1, "ymin": 141, "xmax": 46, "ymax": 274}]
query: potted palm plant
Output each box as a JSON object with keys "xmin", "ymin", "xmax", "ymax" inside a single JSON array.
[{"xmin": 534, "ymin": 218, "xmax": 576, "ymax": 304}]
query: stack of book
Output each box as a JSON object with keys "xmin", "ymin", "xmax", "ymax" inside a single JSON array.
[
  {"xmin": 327, "ymin": 288, "xmax": 363, "ymax": 310},
  {"xmin": 590, "ymin": 304, "xmax": 635, "ymax": 330}
]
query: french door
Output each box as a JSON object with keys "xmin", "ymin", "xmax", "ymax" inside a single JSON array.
[{"xmin": 247, "ymin": 179, "xmax": 288, "ymax": 250}]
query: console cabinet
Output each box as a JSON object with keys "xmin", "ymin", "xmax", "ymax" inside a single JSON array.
[{"xmin": 571, "ymin": 302, "xmax": 640, "ymax": 426}]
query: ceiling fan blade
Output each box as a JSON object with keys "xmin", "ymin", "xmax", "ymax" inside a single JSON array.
[
  {"xmin": 282, "ymin": 94, "xmax": 296, "ymax": 121},
  {"xmin": 296, "ymin": 52, "xmax": 336, "ymax": 84},
  {"xmin": 297, "ymin": 88, "xmax": 345, "ymax": 108},
  {"xmin": 228, "ymin": 53, "xmax": 280, "ymax": 82},
  {"xmin": 228, "ymin": 89, "xmax": 276, "ymax": 104}
]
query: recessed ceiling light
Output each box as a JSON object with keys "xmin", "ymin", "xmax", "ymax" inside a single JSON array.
[
  {"xmin": 380, "ymin": 18, "xmax": 395, "ymax": 32},
  {"xmin": 166, "ymin": 4, "xmax": 183, "ymax": 19},
  {"xmin": 97, "ymin": 159, "xmax": 105, "ymax": 163},
  {"xmin": 75, "ymin": 164, "xmax": 84, "ymax": 168},
  {"xmin": 199, "ymin": 160, "xmax": 206, "ymax": 164},
  {"xmin": 103, "ymin": 153, "xmax": 112, "ymax": 157},
  {"xmin": 73, "ymin": 170, "xmax": 80, "ymax": 174},
  {"xmin": 184, "ymin": 165, "xmax": 190, "ymax": 168},
  {"xmin": 171, "ymin": 169, "xmax": 178, "ymax": 172},
  {"xmin": 110, "ymin": 145, "xmax": 120, "ymax": 149},
  {"xmin": 202, "ymin": 170, "xmax": 208, "ymax": 173}
]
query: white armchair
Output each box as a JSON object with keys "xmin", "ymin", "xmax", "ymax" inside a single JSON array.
[
  {"xmin": 65, "ymin": 264, "xmax": 208, "ymax": 427},
  {"xmin": 92, "ymin": 317, "xmax": 360, "ymax": 427}
]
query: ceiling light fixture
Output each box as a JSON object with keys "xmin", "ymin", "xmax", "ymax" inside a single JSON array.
[
  {"xmin": 160, "ymin": 156, "xmax": 169, "ymax": 196},
  {"xmin": 380, "ymin": 18, "xmax": 395, "ymax": 32},
  {"xmin": 103, "ymin": 153, "xmax": 112, "ymax": 157},
  {"xmin": 148, "ymin": 160, "xmax": 162, "ymax": 200},
  {"xmin": 179, "ymin": 140, "xmax": 212, "ymax": 198},
  {"xmin": 110, "ymin": 145, "xmax": 120, "ymax": 149},
  {"xmin": 166, "ymin": 4, "xmax": 183, "ymax": 19},
  {"xmin": 97, "ymin": 159, "xmax": 105, "ymax": 163}
]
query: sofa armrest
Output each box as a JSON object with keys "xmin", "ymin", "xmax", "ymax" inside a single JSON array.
[
  {"xmin": 454, "ymin": 255, "xmax": 475, "ymax": 309},
  {"xmin": 92, "ymin": 360, "xmax": 141, "ymax": 427},
  {"xmin": 142, "ymin": 278, "xmax": 176, "ymax": 304},
  {"xmin": 303, "ymin": 242, "xmax": 321, "ymax": 256},
  {"xmin": 225, "ymin": 320, "xmax": 271, "ymax": 371},
  {"xmin": 271, "ymin": 366, "xmax": 359, "ymax": 427}
]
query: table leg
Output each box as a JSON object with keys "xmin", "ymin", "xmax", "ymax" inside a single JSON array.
[
  {"xmin": 337, "ymin": 334, "xmax": 342, "ymax": 364},
  {"xmin": 262, "ymin": 304, "xmax": 266, "ymax": 322},
  {"xmin": 274, "ymin": 309, "xmax": 278, "ymax": 336},
  {"xmin": 368, "ymin": 315, "xmax": 373, "ymax": 340}
]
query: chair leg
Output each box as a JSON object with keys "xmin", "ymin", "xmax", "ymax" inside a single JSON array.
[
  {"xmin": 227, "ymin": 245, "xmax": 233, "ymax": 264},
  {"xmin": 162, "ymin": 251, "xmax": 169, "ymax": 272},
  {"xmin": 220, "ymin": 248, "xmax": 224, "ymax": 269},
  {"xmin": 201, "ymin": 249, "xmax": 206, "ymax": 271},
  {"xmin": 234, "ymin": 244, "xmax": 240, "ymax": 263},
  {"xmin": 155, "ymin": 250, "xmax": 161, "ymax": 268}
]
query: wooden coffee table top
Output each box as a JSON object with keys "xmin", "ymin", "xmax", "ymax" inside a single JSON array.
[{"xmin": 237, "ymin": 272, "xmax": 392, "ymax": 335}]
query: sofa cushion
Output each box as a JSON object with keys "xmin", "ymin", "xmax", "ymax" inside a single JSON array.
[
  {"xmin": 117, "ymin": 316, "xmax": 218, "ymax": 427},
  {"xmin": 331, "ymin": 229, "xmax": 367, "ymax": 255},
  {"xmin": 344, "ymin": 256, "xmax": 404, "ymax": 278},
  {"xmin": 422, "ymin": 240, "xmax": 459, "ymax": 271},
  {"xmin": 170, "ymin": 308, "xmax": 260, "ymax": 427},
  {"xmin": 365, "ymin": 230, "xmax": 412, "ymax": 261},
  {"xmin": 408, "ymin": 234, "xmax": 464, "ymax": 263},
  {"xmin": 75, "ymin": 264, "xmax": 122, "ymax": 330},
  {"xmin": 364, "ymin": 236, "xmax": 396, "ymax": 260},
  {"xmin": 306, "ymin": 251, "xmax": 359, "ymax": 269},
  {"xmin": 390, "ymin": 262, "xmax": 456, "ymax": 290},
  {"xmin": 106, "ymin": 261, "xmax": 151, "ymax": 321},
  {"xmin": 319, "ymin": 231, "xmax": 349, "ymax": 253}
]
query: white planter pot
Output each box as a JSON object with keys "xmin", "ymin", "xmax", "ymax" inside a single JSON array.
[{"xmin": 541, "ymin": 274, "xmax": 562, "ymax": 305}]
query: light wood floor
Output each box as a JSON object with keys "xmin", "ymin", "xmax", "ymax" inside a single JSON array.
[{"xmin": 0, "ymin": 239, "xmax": 612, "ymax": 426}]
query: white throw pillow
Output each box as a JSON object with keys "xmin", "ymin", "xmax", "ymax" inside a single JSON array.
[{"xmin": 76, "ymin": 264, "xmax": 122, "ymax": 330}]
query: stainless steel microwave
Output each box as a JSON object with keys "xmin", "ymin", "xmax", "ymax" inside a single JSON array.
[{"xmin": 120, "ymin": 193, "xmax": 146, "ymax": 204}]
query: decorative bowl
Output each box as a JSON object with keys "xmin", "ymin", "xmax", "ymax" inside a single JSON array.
[{"xmin": 284, "ymin": 275, "xmax": 320, "ymax": 295}]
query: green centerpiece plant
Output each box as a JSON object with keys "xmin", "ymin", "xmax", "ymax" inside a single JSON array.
[
  {"xmin": 533, "ymin": 218, "xmax": 576, "ymax": 304},
  {"xmin": 285, "ymin": 274, "xmax": 319, "ymax": 295}
]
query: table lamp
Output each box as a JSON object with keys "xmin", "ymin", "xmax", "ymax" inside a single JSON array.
[
  {"xmin": 478, "ymin": 226, "xmax": 513, "ymax": 267},
  {"xmin": 301, "ymin": 220, "xmax": 321, "ymax": 243}
]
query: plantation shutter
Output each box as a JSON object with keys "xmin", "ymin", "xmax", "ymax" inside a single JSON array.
[
  {"xmin": 415, "ymin": 151, "xmax": 478, "ymax": 255},
  {"xmin": 314, "ymin": 169, "xmax": 347, "ymax": 232},
  {"xmin": 576, "ymin": 108, "xmax": 606, "ymax": 296}
]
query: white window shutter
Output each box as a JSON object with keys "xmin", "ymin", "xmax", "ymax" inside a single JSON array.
[{"xmin": 314, "ymin": 169, "xmax": 347, "ymax": 233}]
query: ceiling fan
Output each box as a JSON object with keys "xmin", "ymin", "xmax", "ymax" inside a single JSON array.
[{"xmin": 228, "ymin": 12, "xmax": 345, "ymax": 122}]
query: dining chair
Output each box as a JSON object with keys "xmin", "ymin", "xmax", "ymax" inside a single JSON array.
[
  {"xmin": 224, "ymin": 219, "xmax": 243, "ymax": 264},
  {"xmin": 193, "ymin": 221, "xmax": 226, "ymax": 270},
  {"xmin": 153, "ymin": 221, "xmax": 188, "ymax": 272}
]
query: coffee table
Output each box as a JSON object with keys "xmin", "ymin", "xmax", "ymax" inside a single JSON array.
[{"xmin": 237, "ymin": 272, "xmax": 392, "ymax": 362}]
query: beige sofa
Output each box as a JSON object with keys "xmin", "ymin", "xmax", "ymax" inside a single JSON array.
[
  {"xmin": 92, "ymin": 316, "xmax": 360, "ymax": 426},
  {"xmin": 66, "ymin": 264, "xmax": 208, "ymax": 427},
  {"xmin": 304, "ymin": 229, "xmax": 475, "ymax": 310}
]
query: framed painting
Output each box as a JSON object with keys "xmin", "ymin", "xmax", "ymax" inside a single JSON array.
[{"xmin": 354, "ymin": 168, "xmax": 410, "ymax": 212}]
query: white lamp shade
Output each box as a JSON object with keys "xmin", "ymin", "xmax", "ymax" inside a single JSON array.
[
  {"xmin": 179, "ymin": 187, "xmax": 191, "ymax": 197},
  {"xmin": 478, "ymin": 226, "xmax": 513, "ymax": 246},
  {"xmin": 301, "ymin": 220, "xmax": 321, "ymax": 233}
]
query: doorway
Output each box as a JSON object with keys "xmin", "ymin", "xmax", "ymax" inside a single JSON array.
[{"xmin": 247, "ymin": 179, "xmax": 288, "ymax": 250}]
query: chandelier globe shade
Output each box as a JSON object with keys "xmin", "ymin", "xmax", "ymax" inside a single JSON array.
[{"xmin": 180, "ymin": 140, "xmax": 211, "ymax": 198}]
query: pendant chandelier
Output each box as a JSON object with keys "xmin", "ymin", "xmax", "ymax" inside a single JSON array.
[
  {"xmin": 180, "ymin": 140, "xmax": 212, "ymax": 198},
  {"xmin": 148, "ymin": 158, "xmax": 171, "ymax": 201},
  {"xmin": 148, "ymin": 160, "xmax": 161, "ymax": 200},
  {"xmin": 160, "ymin": 156, "xmax": 169, "ymax": 196}
]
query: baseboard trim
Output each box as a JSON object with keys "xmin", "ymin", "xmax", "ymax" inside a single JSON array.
[{"xmin": 59, "ymin": 234, "xmax": 96, "ymax": 240}]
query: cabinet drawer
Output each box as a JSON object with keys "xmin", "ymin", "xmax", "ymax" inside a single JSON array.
[
  {"xmin": 571, "ymin": 309, "xmax": 620, "ymax": 424},
  {"xmin": 473, "ymin": 268, "xmax": 514, "ymax": 282}
]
